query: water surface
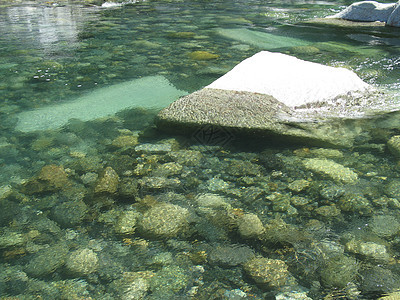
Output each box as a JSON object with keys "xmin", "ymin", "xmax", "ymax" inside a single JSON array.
[{"xmin": 1, "ymin": 0, "xmax": 400, "ymax": 299}]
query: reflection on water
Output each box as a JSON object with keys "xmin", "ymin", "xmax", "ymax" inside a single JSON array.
[
  {"xmin": 0, "ymin": 5, "xmax": 97, "ymax": 55},
  {"xmin": 1, "ymin": 0, "xmax": 400, "ymax": 299}
]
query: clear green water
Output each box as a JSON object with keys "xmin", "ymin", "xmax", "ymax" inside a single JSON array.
[{"xmin": 1, "ymin": 0, "xmax": 400, "ymax": 299}]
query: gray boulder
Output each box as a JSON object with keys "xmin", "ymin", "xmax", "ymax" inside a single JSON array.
[
  {"xmin": 387, "ymin": 3, "xmax": 400, "ymax": 26},
  {"xmin": 327, "ymin": 1, "xmax": 400, "ymax": 27},
  {"xmin": 157, "ymin": 51, "xmax": 379, "ymax": 147}
]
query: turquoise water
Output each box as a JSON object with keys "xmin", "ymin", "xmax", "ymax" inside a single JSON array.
[{"xmin": 1, "ymin": 0, "xmax": 400, "ymax": 299}]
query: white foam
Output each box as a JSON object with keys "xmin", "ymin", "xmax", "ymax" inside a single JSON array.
[
  {"xmin": 207, "ymin": 51, "xmax": 372, "ymax": 107},
  {"xmin": 16, "ymin": 76, "xmax": 187, "ymax": 132}
]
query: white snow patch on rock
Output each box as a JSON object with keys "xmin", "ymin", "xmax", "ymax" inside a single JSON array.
[{"xmin": 206, "ymin": 51, "xmax": 372, "ymax": 107}]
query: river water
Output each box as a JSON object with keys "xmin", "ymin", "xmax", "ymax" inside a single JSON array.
[{"xmin": 1, "ymin": 0, "xmax": 400, "ymax": 299}]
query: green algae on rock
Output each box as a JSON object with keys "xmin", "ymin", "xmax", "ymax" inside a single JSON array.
[
  {"xmin": 188, "ymin": 50, "xmax": 219, "ymax": 60},
  {"xmin": 320, "ymin": 254, "xmax": 359, "ymax": 288}
]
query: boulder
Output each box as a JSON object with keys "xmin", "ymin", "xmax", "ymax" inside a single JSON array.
[
  {"xmin": 387, "ymin": 2, "xmax": 400, "ymax": 26},
  {"xmin": 327, "ymin": 1, "xmax": 400, "ymax": 27},
  {"xmin": 328, "ymin": 1, "xmax": 396, "ymax": 22},
  {"xmin": 157, "ymin": 51, "xmax": 378, "ymax": 147}
]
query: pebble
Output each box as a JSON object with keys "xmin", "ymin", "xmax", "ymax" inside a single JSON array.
[
  {"xmin": 370, "ymin": 214, "xmax": 400, "ymax": 238},
  {"xmin": 114, "ymin": 210, "xmax": 140, "ymax": 235},
  {"xmin": 387, "ymin": 135, "xmax": 400, "ymax": 158},
  {"xmin": 135, "ymin": 143, "xmax": 173, "ymax": 154},
  {"xmin": 139, "ymin": 176, "xmax": 181, "ymax": 189},
  {"xmin": 138, "ymin": 203, "xmax": 190, "ymax": 239},
  {"xmin": 94, "ymin": 167, "xmax": 119, "ymax": 194},
  {"xmin": 288, "ymin": 179, "xmax": 310, "ymax": 193},
  {"xmin": 243, "ymin": 257, "xmax": 289, "ymax": 288},
  {"xmin": 25, "ymin": 243, "xmax": 69, "ymax": 278},
  {"xmin": 195, "ymin": 193, "xmax": 230, "ymax": 208},
  {"xmin": 65, "ymin": 248, "xmax": 99, "ymax": 276},
  {"xmin": 209, "ymin": 244, "xmax": 255, "ymax": 266},
  {"xmin": 345, "ymin": 240, "xmax": 390, "ymax": 262},
  {"xmin": 236, "ymin": 213, "xmax": 265, "ymax": 239},
  {"xmin": 303, "ymin": 158, "xmax": 358, "ymax": 184}
]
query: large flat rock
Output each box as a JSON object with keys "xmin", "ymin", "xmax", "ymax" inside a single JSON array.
[
  {"xmin": 16, "ymin": 76, "xmax": 187, "ymax": 132},
  {"xmin": 157, "ymin": 51, "xmax": 379, "ymax": 147},
  {"xmin": 216, "ymin": 28, "xmax": 309, "ymax": 50}
]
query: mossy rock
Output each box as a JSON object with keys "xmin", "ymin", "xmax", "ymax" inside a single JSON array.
[
  {"xmin": 167, "ymin": 31, "xmax": 196, "ymax": 39},
  {"xmin": 188, "ymin": 51, "xmax": 219, "ymax": 61}
]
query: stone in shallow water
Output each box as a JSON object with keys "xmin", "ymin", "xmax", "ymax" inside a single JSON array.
[
  {"xmin": 327, "ymin": 1, "xmax": 397, "ymax": 22},
  {"xmin": 236, "ymin": 213, "xmax": 265, "ymax": 239},
  {"xmin": 188, "ymin": 50, "xmax": 219, "ymax": 60},
  {"xmin": 387, "ymin": 135, "xmax": 400, "ymax": 158},
  {"xmin": 303, "ymin": 158, "xmax": 358, "ymax": 184},
  {"xmin": 94, "ymin": 167, "xmax": 119, "ymax": 194},
  {"xmin": 243, "ymin": 257, "xmax": 289, "ymax": 289},
  {"xmin": 65, "ymin": 248, "xmax": 98, "ymax": 276},
  {"xmin": 157, "ymin": 51, "xmax": 375, "ymax": 147},
  {"xmin": 208, "ymin": 244, "xmax": 255, "ymax": 266},
  {"xmin": 370, "ymin": 214, "xmax": 400, "ymax": 238},
  {"xmin": 135, "ymin": 143, "xmax": 173, "ymax": 154},
  {"xmin": 216, "ymin": 28, "xmax": 309, "ymax": 50},
  {"xmin": 16, "ymin": 76, "xmax": 187, "ymax": 132},
  {"xmin": 138, "ymin": 203, "xmax": 190, "ymax": 239}
]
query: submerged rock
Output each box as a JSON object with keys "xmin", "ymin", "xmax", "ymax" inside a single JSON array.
[
  {"xmin": 303, "ymin": 158, "xmax": 358, "ymax": 184},
  {"xmin": 236, "ymin": 213, "xmax": 265, "ymax": 239},
  {"xmin": 138, "ymin": 203, "xmax": 190, "ymax": 239},
  {"xmin": 114, "ymin": 210, "xmax": 140, "ymax": 235},
  {"xmin": 387, "ymin": 135, "xmax": 400, "ymax": 158},
  {"xmin": 345, "ymin": 239, "xmax": 390, "ymax": 262},
  {"xmin": 111, "ymin": 134, "xmax": 139, "ymax": 148},
  {"xmin": 25, "ymin": 243, "xmax": 69, "ymax": 278},
  {"xmin": 0, "ymin": 230, "xmax": 25, "ymax": 249},
  {"xmin": 22, "ymin": 165, "xmax": 71, "ymax": 194},
  {"xmin": 243, "ymin": 257, "xmax": 289, "ymax": 289},
  {"xmin": 320, "ymin": 254, "xmax": 359, "ymax": 288},
  {"xmin": 188, "ymin": 51, "xmax": 219, "ymax": 60},
  {"xmin": 209, "ymin": 244, "xmax": 255, "ymax": 266},
  {"xmin": 370, "ymin": 214, "xmax": 400, "ymax": 238},
  {"xmin": 65, "ymin": 248, "xmax": 98, "ymax": 276},
  {"xmin": 157, "ymin": 51, "xmax": 377, "ymax": 147},
  {"xmin": 110, "ymin": 271, "xmax": 154, "ymax": 299},
  {"xmin": 94, "ymin": 167, "xmax": 119, "ymax": 194},
  {"xmin": 15, "ymin": 76, "xmax": 187, "ymax": 132},
  {"xmin": 51, "ymin": 200, "xmax": 88, "ymax": 228},
  {"xmin": 149, "ymin": 265, "xmax": 189, "ymax": 297}
]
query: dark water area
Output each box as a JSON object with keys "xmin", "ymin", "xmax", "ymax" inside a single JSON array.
[{"xmin": 1, "ymin": 0, "xmax": 400, "ymax": 299}]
